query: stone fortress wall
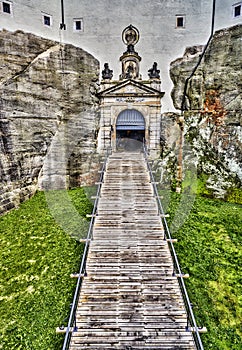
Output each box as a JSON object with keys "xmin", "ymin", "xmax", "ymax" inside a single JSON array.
[{"xmin": 1, "ymin": 0, "xmax": 241, "ymax": 111}]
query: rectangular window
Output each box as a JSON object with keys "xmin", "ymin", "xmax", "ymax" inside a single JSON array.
[
  {"xmin": 44, "ymin": 16, "xmax": 50, "ymax": 26},
  {"xmin": 2, "ymin": 1, "xmax": 11, "ymax": 14},
  {"xmin": 233, "ymin": 3, "xmax": 241, "ymax": 17},
  {"xmin": 75, "ymin": 20, "xmax": 81, "ymax": 30},
  {"xmin": 42, "ymin": 13, "xmax": 52, "ymax": 27},
  {"xmin": 73, "ymin": 18, "xmax": 83, "ymax": 32},
  {"xmin": 176, "ymin": 15, "xmax": 185, "ymax": 28}
]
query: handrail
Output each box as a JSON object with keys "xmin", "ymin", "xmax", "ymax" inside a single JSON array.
[
  {"xmin": 60, "ymin": 147, "xmax": 112, "ymax": 350},
  {"xmin": 143, "ymin": 144, "xmax": 204, "ymax": 350}
]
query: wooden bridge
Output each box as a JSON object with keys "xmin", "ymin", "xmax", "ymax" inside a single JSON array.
[{"xmin": 62, "ymin": 151, "xmax": 202, "ymax": 349}]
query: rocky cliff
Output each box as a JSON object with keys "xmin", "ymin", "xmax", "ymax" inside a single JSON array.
[
  {"xmin": 166, "ymin": 24, "xmax": 242, "ymax": 198},
  {"xmin": 1, "ymin": 25, "xmax": 241, "ymax": 214},
  {"xmin": 0, "ymin": 30, "xmax": 99, "ymax": 214}
]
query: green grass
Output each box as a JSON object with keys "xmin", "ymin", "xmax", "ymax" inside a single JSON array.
[
  {"xmin": 165, "ymin": 192, "xmax": 242, "ymax": 349},
  {"xmin": 0, "ymin": 188, "xmax": 93, "ymax": 350},
  {"xmin": 0, "ymin": 187, "xmax": 241, "ymax": 349}
]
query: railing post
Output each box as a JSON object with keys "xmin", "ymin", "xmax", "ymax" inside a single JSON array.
[{"xmin": 73, "ymin": 314, "xmax": 78, "ymax": 332}]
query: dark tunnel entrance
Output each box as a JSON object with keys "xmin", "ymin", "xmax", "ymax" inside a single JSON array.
[{"xmin": 116, "ymin": 109, "xmax": 145, "ymax": 151}]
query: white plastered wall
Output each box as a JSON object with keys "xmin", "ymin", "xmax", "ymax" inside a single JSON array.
[{"xmin": 1, "ymin": 0, "xmax": 241, "ymax": 111}]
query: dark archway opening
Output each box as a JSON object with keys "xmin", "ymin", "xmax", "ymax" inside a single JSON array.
[{"xmin": 116, "ymin": 109, "xmax": 145, "ymax": 151}]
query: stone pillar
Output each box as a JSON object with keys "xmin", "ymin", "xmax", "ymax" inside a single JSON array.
[
  {"xmin": 98, "ymin": 104, "xmax": 112, "ymax": 153},
  {"xmin": 148, "ymin": 103, "xmax": 161, "ymax": 157}
]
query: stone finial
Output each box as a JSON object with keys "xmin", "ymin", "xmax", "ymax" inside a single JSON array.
[
  {"xmin": 122, "ymin": 24, "xmax": 140, "ymax": 47},
  {"xmin": 148, "ymin": 62, "xmax": 160, "ymax": 79},
  {"xmin": 119, "ymin": 25, "xmax": 142, "ymax": 80},
  {"xmin": 102, "ymin": 63, "xmax": 113, "ymax": 80}
]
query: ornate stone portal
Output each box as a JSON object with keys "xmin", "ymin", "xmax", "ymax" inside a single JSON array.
[{"xmin": 98, "ymin": 25, "xmax": 164, "ymax": 157}]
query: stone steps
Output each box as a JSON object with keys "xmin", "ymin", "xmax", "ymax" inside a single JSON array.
[{"xmin": 68, "ymin": 152, "xmax": 195, "ymax": 349}]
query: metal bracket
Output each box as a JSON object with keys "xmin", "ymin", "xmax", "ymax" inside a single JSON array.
[
  {"xmin": 166, "ymin": 238, "xmax": 178, "ymax": 243},
  {"xmin": 70, "ymin": 273, "xmax": 85, "ymax": 278},
  {"xmin": 173, "ymin": 273, "xmax": 190, "ymax": 278},
  {"xmin": 187, "ymin": 326, "xmax": 207, "ymax": 333}
]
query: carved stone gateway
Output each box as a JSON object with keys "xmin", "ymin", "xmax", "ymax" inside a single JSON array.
[{"xmin": 98, "ymin": 25, "xmax": 164, "ymax": 157}]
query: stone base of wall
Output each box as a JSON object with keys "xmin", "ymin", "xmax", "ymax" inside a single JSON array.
[{"xmin": 0, "ymin": 183, "xmax": 37, "ymax": 215}]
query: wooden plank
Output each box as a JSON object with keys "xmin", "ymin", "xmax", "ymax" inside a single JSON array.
[{"xmin": 68, "ymin": 152, "xmax": 196, "ymax": 350}]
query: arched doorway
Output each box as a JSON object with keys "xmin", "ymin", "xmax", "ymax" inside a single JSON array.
[{"xmin": 116, "ymin": 109, "xmax": 145, "ymax": 151}]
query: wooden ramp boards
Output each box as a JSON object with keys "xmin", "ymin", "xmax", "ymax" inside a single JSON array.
[{"xmin": 69, "ymin": 152, "xmax": 195, "ymax": 349}]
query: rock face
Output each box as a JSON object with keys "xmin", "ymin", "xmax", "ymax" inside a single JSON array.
[
  {"xmin": 1, "ymin": 24, "xmax": 241, "ymax": 214},
  {"xmin": 0, "ymin": 30, "xmax": 100, "ymax": 214},
  {"xmin": 168, "ymin": 24, "xmax": 242, "ymax": 197}
]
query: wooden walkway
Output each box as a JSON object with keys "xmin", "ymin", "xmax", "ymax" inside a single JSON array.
[{"xmin": 69, "ymin": 152, "xmax": 195, "ymax": 349}]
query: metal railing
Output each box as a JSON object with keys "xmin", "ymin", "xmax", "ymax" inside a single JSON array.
[
  {"xmin": 60, "ymin": 148, "xmax": 112, "ymax": 350},
  {"xmin": 143, "ymin": 144, "xmax": 205, "ymax": 350},
  {"xmin": 60, "ymin": 145, "xmax": 204, "ymax": 349}
]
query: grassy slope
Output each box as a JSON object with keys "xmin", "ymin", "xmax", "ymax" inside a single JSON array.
[
  {"xmin": 166, "ymin": 193, "xmax": 242, "ymax": 350},
  {"xmin": 0, "ymin": 189, "xmax": 93, "ymax": 350},
  {"xmin": 0, "ymin": 188, "xmax": 241, "ymax": 349}
]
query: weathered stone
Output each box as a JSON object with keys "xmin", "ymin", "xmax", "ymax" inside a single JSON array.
[
  {"xmin": 170, "ymin": 45, "xmax": 204, "ymax": 111},
  {"xmin": 168, "ymin": 24, "xmax": 242, "ymax": 197},
  {"xmin": 1, "ymin": 23, "xmax": 241, "ymax": 213},
  {"xmin": 0, "ymin": 30, "xmax": 100, "ymax": 213}
]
